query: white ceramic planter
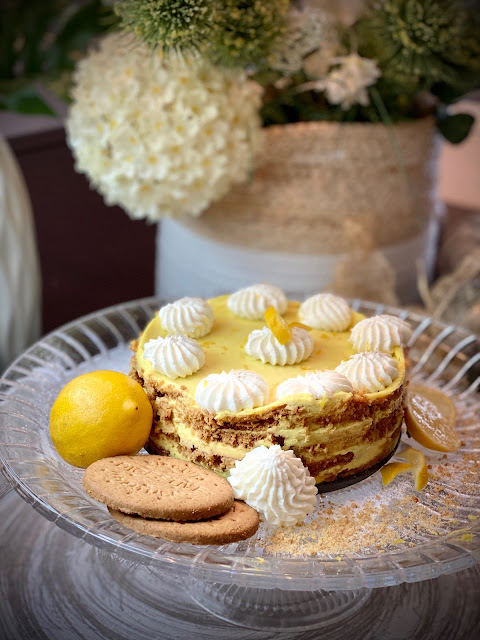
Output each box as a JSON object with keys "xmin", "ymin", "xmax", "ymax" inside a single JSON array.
[
  {"xmin": 156, "ymin": 214, "xmax": 439, "ymax": 303},
  {"xmin": 156, "ymin": 118, "xmax": 441, "ymax": 304}
]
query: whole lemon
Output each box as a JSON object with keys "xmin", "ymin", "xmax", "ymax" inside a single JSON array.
[{"xmin": 49, "ymin": 370, "xmax": 153, "ymax": 468}]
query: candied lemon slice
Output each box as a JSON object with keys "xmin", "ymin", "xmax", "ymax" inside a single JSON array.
[
  {"xmin": 288, "ymin": 321, "xmax": 312, "ymax": 331},
  {"xmin": 265, "ymin": 306, "xmax": 291, "ymax": 344},
  {"xmin": 380, "ymin": 462, "xmax": 412, "ymax": 486},
  {"xmin": 405, "ymin": 385, "xmax": 460, "ymax": 452},
  {"xmin": 398, "ymin": 447, "xmax": 429, "ymax": 491}
]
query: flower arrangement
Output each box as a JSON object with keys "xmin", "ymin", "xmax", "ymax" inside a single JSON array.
[
  {"xmin": 66, "ymin": 33, "xmax": 262, "ymax": 220},
  {"xmin": 113, "ymin": 0, "xmax": 479, "ymax": 134},
  {"xmin": 114, "ymin": 0, "xmax": 290, "ymax": 67},
  {"xmin": 63, "ymin": 0, "xmax": 479, "ymax": 223}
]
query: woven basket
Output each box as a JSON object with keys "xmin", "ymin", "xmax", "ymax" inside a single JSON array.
[
  {"xmin": 180, "ymin": 117, "xmax": 439, "ymax": 254},
  {"xmin": 157, "ymin": 117, "xmax": 440, "ymax": 303}
]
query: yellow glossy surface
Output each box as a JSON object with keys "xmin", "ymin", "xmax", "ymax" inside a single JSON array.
[{"xmin": 137, "ymin": 295, "xmax": 405, "ymax": 408}]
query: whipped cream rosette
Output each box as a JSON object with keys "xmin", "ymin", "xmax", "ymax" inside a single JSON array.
[
  {"xmin": 228, "ymin": 284, "xmax": 288, "ymax": 320},
  {"xmin": 245, "ymin": 326, "xmax": 313, "ymax": 366},
  {"xmin": 228, "ymin": 445, "xmax": 318, "ymax": 527},
  {"xmin": 350, "ymin": 314, "xmax": 412, "ymax": 353},
  {"xmin": 159, "ymin": 297, "xmax": 214, "ymax": 338},
  {"xmin": 132, "ymin": 291, "xmax": 407, "ymax": 486},
  {"xmin": 276, "ymin": 370, "xmax": 353, "ymax": 400},
  {"xmin": 336, "ymin": 351, "xmax": 399, "ymax": 393},
  {"xmin": 143, "ymin": 335, "xmax": 205, "ymax": 379},
  {"xmin": 195, "ymin": 370, "xmax": 268, "ymax": 413},
  {"xmin": 299, "ymin": 293, "xmax": 352, "ymax": 331}
]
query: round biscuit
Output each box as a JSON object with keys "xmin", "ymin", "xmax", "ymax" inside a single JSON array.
[
  {"xmin": 82, "ymin": 455, "xmax": 234, "ymax": 520},
  {"xmin": 109, "ymin": 501, "xmax": 260, "ymax": 545}
]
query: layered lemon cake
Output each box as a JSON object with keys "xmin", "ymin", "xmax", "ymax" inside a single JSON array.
[{"xmin": 130, "ymin": 285, "xmax": 411, "ymax": 484}]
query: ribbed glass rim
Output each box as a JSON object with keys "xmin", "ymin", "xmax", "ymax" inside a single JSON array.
[{"xmin": 0, "ymin": 297, "xmax": 479, "ymax": 590}]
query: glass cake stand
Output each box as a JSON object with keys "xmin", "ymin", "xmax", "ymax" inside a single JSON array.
[{"xmin": 0, "ymin": 298, "xmax": 479, "ymax": 631}]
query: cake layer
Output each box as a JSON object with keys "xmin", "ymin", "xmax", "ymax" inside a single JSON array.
[
  {"xmin": 130, "ymin": 294, "xmax": 406, "ymax": 484},
  {"xmin": 140, "ymin": 382, "xmax": 403, "ymax": 483},
  {"xmin": 145, "ymin": 418, "xmax": 402, "ymax": 484}
]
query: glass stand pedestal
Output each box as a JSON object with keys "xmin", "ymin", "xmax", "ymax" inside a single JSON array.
[{"xmin": 186, "ymin": 575, "xmax": 371, "ymax": 631}]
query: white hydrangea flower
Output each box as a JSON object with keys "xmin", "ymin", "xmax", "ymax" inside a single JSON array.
[
  {"xmin": 66, "ymin": 33, "xmax": 263, "ymax": 222},
  {"xmin": 322, "ymin": 54, "xmax": 381, "ymax": 110}
]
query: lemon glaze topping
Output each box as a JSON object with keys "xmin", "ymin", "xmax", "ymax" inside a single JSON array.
[{"xmin": 137, "ymin": 295, "xmax": 405, "ymax": 410}]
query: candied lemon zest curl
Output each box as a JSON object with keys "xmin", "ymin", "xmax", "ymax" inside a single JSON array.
[
  {"xmin": 289, "ymin": 321, "xmax": 312, "ymax": 331},
  {"xmin": 398, "ymin": 447, "xmax": 429, "ymax": 491},
  {"xmin": 265, "ymin": 306, "xmax": 291, "ymax": 344},
  {"xmin": 380, "ymin": 461, "xmax": 412, "ymax": 486}
]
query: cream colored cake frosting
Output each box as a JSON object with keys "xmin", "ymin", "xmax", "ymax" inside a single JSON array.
[
  {"xmin": 245, "ymin": 325, "xmax": 314, "ymax": 365},
  {"xmin": 227, "ymin": 283, "xmax": 287, "ymax": 320},
  {"xmin": 299, "ymin": 293, "xmax": 352, "ymax": 331},
  {"xmin": 195, "ymin": 370, "xmax": 269, "ymax": 413},
  {"xmin": 349, "ymin": 314, "xmax": 412, "ymax": 353},
  {"xmin": 228, "ymin": 445, "xmax": 318, "ymax": 527},
  {"xmin": 130, "ymin": 288, "xmax": 408, "ymax": 484},
  {"xmin": 275, "ymin": 370, "xmax": 353, "ymax": 400},
  {"xmin": 143, "ymin": 335, "xmax": 205, "ymax": 379},
  {"xmin": 159, "ymin": 297, "xmax": 214, "ymax": 338},
  {"xmin": 336, "ymin": 351, "xmax": 400, "ymax": 394}
]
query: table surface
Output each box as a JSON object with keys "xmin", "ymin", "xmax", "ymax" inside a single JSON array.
[{"xmin": 1, "ymin": 480, "xmax": 479, "ymax": 640}]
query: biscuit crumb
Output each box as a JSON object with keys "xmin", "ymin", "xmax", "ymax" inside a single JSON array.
[{"xmin": 256, "ymin": 407, "xmax": 479, "ymax": 556}]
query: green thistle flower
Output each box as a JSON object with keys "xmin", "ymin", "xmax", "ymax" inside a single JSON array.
[
  {"xmin": 114, "ymin": 0, "xmax": 290, "ymax": 67},
  {"xmin": 114, "ymin": 0, "xmax": 211, "ymax": 51},
  {"xmin": 208, "ymin": 0, "xmax": 290, "ymax": 68},
  {"xmin": 355, "ymin": 0, "xmax": 480, "ymax": 93}
]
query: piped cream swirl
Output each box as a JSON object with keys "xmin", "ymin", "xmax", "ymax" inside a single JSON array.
[
  {"xmin": 159, "ymin": 297, "xmax": 214, "ymax": 338},
  {"xmin": 349, "ymin": 314, "xmax": 412, "ymax": 353},
  {"xmin": 195, "ymin": 370, "xmax": 268, "ymax": 413},
  {"xmin": 245, "ymin": 326, "xmax": 313, "ymax": 366},
  {"xmin": 299, "ymin": 293, "xmax": 352, "ymax": 331},
  {"xmin": 228, "ymin": 445, "xmax": 318, "ymax": 527},
  {"xmin": 143, "ymin": 335, "xmax": 205, "ymax": 379},
  {"xmin": 275, "ymin": 370, "xmax": 353, "ymax": 400},
  {"xmin": 227, "ymin": 284, "xmax": 287, "ymax": 320},
  {"xmin": 336, "ymin": 351, "xmax": 399, "ymax": 393}
]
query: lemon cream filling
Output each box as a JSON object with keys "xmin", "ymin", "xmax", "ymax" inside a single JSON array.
[
  {"xmin": 147, "ymin": 407, "xmax": 404, "ymax": 483},
  {"xmin": 132, "ymin": 293, "xmax": 407, "ymax": 483},
  {"xmin": 151, "ymin": 406, "xmax": 401, "ymax": 462}
]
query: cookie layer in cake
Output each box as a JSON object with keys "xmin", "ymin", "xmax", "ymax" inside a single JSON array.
[{"xmin": 130, "ymin": 295, "xmax": 406, "ymax": 483}]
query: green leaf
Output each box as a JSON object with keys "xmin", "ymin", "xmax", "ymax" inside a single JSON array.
[
  {"xmin": 0, "ymin": 86, "xmax": 56, "ymax": 116},
  {"xmin": 437, "ymin": 113, "xmax": 475, "ymax": 144},
  {"xmin": 430, "ymin": 82, "xmax": 464, "ymax": 105}
]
